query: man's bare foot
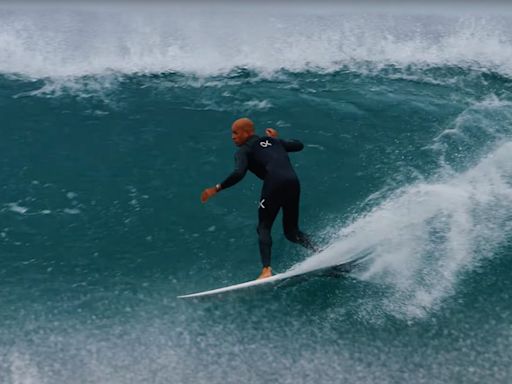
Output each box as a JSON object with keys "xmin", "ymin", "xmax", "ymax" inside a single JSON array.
[{"xmin": 257, "ymin": 266, "xmax": 272, "ymax": 280}]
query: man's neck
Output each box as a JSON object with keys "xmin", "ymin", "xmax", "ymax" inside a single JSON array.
[{"xmin": 243, "ymin": 134, "xmax": 259, "ymax": 145}]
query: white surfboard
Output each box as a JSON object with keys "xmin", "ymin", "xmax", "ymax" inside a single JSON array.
[
  {"xmin": 177, "ymin": 258, "xmax": 359, "ymax": 299},
  {"xmin": 177, "ymin": 270, "xmax": 297, "ymax": 299}
]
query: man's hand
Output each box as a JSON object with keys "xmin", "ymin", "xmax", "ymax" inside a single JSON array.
[
  {"xmin": 265, "ymin": 128, "xmax": 278, "ymax": 138},
  {"xmin": 201, "ymin": 186, "xmax": 218, "ymax": 203}
]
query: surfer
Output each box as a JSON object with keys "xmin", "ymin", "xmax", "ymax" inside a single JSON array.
[{"xmin": 201, "ymin": 117, "xmax": 317, "ymax": 279}]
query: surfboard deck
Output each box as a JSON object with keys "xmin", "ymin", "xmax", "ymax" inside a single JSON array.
[{"xmin": 177, "ymin": 258, "xmax": 359, "ymax": 299}]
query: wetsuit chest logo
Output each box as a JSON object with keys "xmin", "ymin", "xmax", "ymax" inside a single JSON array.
[{"xmin": 260, "ymin": 140, "xmax": 272, "ymax": 148}]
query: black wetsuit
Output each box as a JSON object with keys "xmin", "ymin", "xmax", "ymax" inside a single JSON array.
[{"xmin": 220, "ymin": 135, "xmax": 316, "ymax": 267}]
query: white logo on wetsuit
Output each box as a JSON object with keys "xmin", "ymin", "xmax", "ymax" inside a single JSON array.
[
  {"xmin": 259, "ymin": 199, "xmax": 266, "ymax": 209},
  {"xmin": 260, "ymin": 140, "xmax": 272, "ymax": 148}
]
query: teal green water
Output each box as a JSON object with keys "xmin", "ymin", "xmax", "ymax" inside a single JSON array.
[{"xmin": 1, "ymin": 5, "xmax": 512, "ymax": 383}]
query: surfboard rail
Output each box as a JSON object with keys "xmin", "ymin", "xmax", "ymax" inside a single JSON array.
[{"xmin": 177, "ymin": 271, "xmax": 294, "ymax": 299}]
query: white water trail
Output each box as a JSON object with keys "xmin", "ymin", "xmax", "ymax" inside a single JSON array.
[{"xmin": 289, "ymin": 141, "xmax": 512, "ymax": 318}]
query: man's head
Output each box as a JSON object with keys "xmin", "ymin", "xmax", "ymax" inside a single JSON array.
[{"xmin": 231, "ymin": 117, "xmax": 255, "ymax": 146}]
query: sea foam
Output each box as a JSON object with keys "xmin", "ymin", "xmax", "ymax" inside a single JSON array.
[
  {"xmin": 290, "ymin": 129, "xmax": 512, "ymax": 319},
  {"xmin": 0, "ymin": 3, "xmax": 512, "ymax": 79}
]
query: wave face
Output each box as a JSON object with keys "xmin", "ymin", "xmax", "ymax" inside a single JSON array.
[{"xmin": 1, "ymin": 3, "xmax": 512, "ymax": 384}]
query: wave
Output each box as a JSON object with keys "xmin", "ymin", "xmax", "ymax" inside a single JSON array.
[
  {"xmin": 290, "ymin": 132, "xmax": 512, "ymax": 320},
  {"xmin": 1, "ymin": 3, "xmax": 512, "ymax": 79}
]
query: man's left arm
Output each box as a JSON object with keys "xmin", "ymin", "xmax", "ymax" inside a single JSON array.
[
  {"xmin": 279, "ymin": 139, "xmax": 304, "ymax": 152},
  {"xmin": 265, "ymin": 128, "xmax": 304, "ymax": 152}
]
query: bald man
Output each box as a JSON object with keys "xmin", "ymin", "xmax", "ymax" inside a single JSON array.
[{"xmin": 201, "ymin": 118, "xmax": 317, "ymax": 279}]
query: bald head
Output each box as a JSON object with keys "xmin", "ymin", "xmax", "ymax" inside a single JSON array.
[
  {"xmin": 231, "ymin": 117, "xmax": 255, "ymax": 146},
  {"xmin": 232, "ymin": 118, "xmax": 254, "ymax": 134}
]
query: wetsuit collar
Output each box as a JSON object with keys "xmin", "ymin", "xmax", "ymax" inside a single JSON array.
[{"xmin": 244, "ymin": 135, "xmax": 260, "ymax": 146}]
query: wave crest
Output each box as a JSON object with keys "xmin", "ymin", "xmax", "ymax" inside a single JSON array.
[{"xmin": 1, "ymin": 4, "xmax": 512, "ymax": 79}]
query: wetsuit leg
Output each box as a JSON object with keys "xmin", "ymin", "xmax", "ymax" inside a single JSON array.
[
  {"xmin": 257, "ymin": 181, "xmax": 281, "ymax": 267},
  {"xmin": 282, "ymin": 179, "xmax": 317, "ymax": 252}
]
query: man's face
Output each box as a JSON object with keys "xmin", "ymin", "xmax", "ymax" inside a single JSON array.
[{"xmin": 231, "ymin": 126, "xmax": 251, "ymax": 146}]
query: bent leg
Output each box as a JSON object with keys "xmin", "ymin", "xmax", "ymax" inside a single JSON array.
[{"xmin": 282, "ymin": 181, "xmax": 318, "ymax": 252}]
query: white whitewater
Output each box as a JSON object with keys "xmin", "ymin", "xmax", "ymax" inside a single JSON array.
[
  {"xmin": 289, "ymin": 139, "xmax": 512, "ymax": 318},
  {"xmin": 0, "ymin": 3, "xmax": 512, "ymax": 79}
]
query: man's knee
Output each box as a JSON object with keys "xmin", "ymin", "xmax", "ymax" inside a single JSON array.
[
  {"xmin": 285, "ymin": 230, "xmax": 317, "ymax": 251},
  {"xmin": 284, "ymin": 229, "xmax": 300, "ymax": 243}
]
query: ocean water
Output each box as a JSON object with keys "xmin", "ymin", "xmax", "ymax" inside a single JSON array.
[{"xmin": 1, "ymin": 2, "xmax": 512, "ymax": 383}]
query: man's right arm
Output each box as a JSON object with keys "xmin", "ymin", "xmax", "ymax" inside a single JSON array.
[
  {"xmin": 219, "ymin": 148, "xmax": 249, "ymax": 190},
  {"xmin": 201, "ymin": 148, "xmax": 250, "ymax": 203}
]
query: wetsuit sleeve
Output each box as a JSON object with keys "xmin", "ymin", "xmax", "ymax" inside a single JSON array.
[
  {"xmin": 279, "ymin": 139, "xmax": 304, "ymax": 152},
  {"xmin": 219, "ymin": 148, "xmax": 249, "ymax": 190}
]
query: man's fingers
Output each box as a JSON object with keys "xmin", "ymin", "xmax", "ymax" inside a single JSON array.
[
  {"xmin": 201, "ymin": 187, "xmax": 217, "ymax": 203},
  {"xmin": 201, "ymin": 189, "xmax": 209, "ymax": 203},
  {"xmin": 266, "ymin": 128, "xmax": 278, "ymax": 137}
]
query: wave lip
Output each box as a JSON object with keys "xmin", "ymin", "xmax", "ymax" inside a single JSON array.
[{"xmin": 1, "ymin": 4, "xmax": 512, "ymax": 79}]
